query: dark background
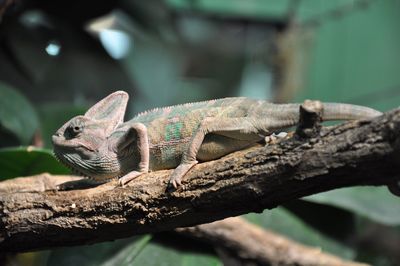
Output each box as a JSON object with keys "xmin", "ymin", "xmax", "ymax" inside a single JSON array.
[{"xmin": 1, "ymin": 0, "xmax": 400, "ymax": 265}]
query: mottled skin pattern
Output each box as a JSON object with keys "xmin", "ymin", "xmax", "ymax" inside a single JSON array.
[{"xmin": 52, "ymin": 91, "xmax": 382, "ymax": 188}]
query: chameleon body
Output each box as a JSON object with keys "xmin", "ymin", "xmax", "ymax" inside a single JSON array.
[{"xmin": 52, "ymin": 91, "xmax": 382, "ymax": 188}]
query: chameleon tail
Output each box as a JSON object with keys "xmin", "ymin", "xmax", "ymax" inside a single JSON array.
[
  {"xmin": 256, "ymin": 101, "xmax": 382, "ymax": 131},
  {"xmin": 322, "ymin": 103, "xmax": 382, "ymax": 121}
]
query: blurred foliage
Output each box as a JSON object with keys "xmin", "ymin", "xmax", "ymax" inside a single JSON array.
[
  {"xmin": 0, "ymin": 147, "xmax": 70, "ymax": 180},
  {"xmin": 1, "ymin": 0, "xmax": 400, "ymax": 265},
  {"xmin": 47, "ymin": 234, "xmax": 222, "ymax": 266},
  {"xmin": 0, "ymin": 82, "xmax": 39, "ymax": 146},
  {"xmin": 305, "ymin": 187, "xmax": 400, "ymax": 226}
]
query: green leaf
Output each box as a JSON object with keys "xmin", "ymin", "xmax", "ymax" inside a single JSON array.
[
  {"xmin": 126, "ymin": 238, "xmax": 222, "ymax": 266},
  {"xmin": 283, "ymin": 200, "xmax": 356, "ymax": 241},
  {"xmin": 0, "ymin": 146, "xmax": 70, "ymax": 180},
  {"xmin": 48, "ymin": 236, "xmax": 149, "ymax": 266},
  {"xmin": 101, "ymin": 235, "xmax": 153, "ymax": 266},
  {"xmin": 48, "ymin": 234, "xmax": 222, "ymax": 266},
  {"xmin": 0, "ymin": 83, "xmax": 39, "ymax": 145},
  {"xmin": 304, "ymin": 187, "xmax": 400, "ymax": 226},
  {"xmin": 245, "ymin": 207, "xmax": 356, "ymax": 259}
]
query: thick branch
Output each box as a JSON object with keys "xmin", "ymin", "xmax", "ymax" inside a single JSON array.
[
  {"xmin": 0, "ymin": 176, "xmax": 367, "ymax": 265},
  {"xmin": 1, "ymin": 109, "xmax": 400, "ymax": 252}
]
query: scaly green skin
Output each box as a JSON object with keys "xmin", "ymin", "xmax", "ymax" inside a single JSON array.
[{"xmin": 52, "ymin": 91, "xmax": 382, "ymax": 188}]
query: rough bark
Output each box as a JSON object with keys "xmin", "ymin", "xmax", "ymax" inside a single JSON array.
[
  {"xmin": 1, "ymin": 176, "xmax": 371, "ymax": 266},
  {"xmin": 1, "ymin": 108, "xmax": 400, "ymax": 253}
]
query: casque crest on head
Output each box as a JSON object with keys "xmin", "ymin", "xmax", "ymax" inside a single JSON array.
[{"xmin": 83, "ymin": 90, "xmax": 129, "ymax": 133}]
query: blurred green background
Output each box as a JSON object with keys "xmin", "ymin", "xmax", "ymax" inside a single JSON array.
[{"xmin": 1, "ymin": 0, "xmax": 400, "ymax": 265}]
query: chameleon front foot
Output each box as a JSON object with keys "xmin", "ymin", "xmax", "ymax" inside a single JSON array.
[
  {"xmin": 119, "ymin": 171, "xmax": 146, "ymax": 187},
  {"xmin": 168, "ymin": 161, "xmax": 198, "ymax": 189}
]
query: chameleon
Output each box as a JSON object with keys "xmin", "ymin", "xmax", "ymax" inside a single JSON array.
[{"xmin": 52, "ymin": 91, "xmax": 382, "ymax": 189}]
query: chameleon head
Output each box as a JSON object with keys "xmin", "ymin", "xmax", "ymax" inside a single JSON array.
[{"xmin": 52, "ymin": 91, "xmax": 129, "ymax": 181}]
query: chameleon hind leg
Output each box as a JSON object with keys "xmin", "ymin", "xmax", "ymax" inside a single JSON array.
[{"xmin": 169, "ymin": 117, "xmax": 274, "ymax": 188}]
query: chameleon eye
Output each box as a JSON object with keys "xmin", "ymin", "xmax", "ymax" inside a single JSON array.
[
  {"xmin": 66, "ymin": 122, "xmax": 83, "ymax": 138},
  {"xmin": 71, "ymin": 125, "xmax": 83, "ymax": 134}
]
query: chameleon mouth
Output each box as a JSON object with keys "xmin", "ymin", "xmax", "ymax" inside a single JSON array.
[
  {"xmin": 53, "ymin": 149, "xmax": 122, "ymax": 182},
  {"xmin": 52, "ymin": 135, "xmax": 95, "ymax": 152}
]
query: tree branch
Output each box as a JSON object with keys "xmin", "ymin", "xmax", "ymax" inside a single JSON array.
[
  {"xmin": 0, "ymin": 176, "xmax": 368, "ymax": 265},
  {"xmin": 1, "ymin": 108, "xmax": 400, "ymax": 252},
  {"xmin": 178, "ymin": 217, "xmax": 368, "ymax": 266}
]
